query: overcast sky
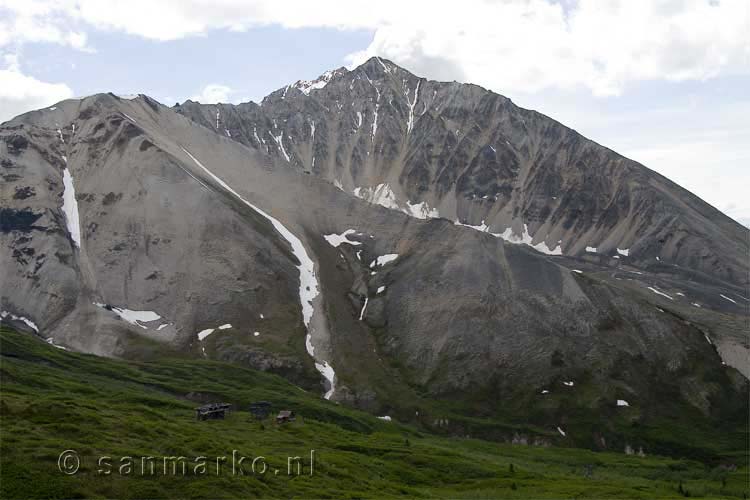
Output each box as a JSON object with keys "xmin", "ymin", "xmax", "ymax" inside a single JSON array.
[{"xmin": 1, "ymin": 0, "xmax": 748, "ymax": 226}]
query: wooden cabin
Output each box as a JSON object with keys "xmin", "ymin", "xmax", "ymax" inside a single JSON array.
[
  {"xmin": 195, "ymin": 403, "xmax": 232, "ymax": 421},
  {"xmin": 276, "ymin": 410, "xmax": 295, "ymax": 424}
]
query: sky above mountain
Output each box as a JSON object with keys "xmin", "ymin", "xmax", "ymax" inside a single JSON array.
[{"xmin": 1, "ymin": 0, "xmax": 748, "ymax": 226}]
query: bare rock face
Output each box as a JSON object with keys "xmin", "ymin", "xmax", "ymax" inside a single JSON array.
[
  {"xmin": 0, "ymin": 95, "xmax": 311, "ymax": 376},
  {"xmin": 177, "ymin": 57, "xmax": 748, "ymax": 287},
  {"xmin": 1, "ymin": 60, "xmax": 748, "ymax": 453}
]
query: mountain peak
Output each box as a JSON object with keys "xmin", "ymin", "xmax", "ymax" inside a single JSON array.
[
  {"xmin": 292, "ymin": 66, "xmax": 349, "ymax": 96},
  {"xmin": 354, "ymin": 56, "xmax": 411, "ymax": 79}
]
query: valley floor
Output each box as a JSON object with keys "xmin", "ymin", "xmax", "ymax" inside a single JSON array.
[{"xmin": 0, "ymin": 326, "xmax": 747, "ymax": 499}]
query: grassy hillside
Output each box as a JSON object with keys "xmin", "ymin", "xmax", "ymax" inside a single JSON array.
[{"xmin": 0, "ymin": 326, "xmax": 747, "ymax": 499}]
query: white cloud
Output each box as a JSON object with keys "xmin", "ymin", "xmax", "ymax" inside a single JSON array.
[
  {"xmin": 2, "ymin": 1, "xmax": 748, "ymax": 95},
  {"xmin": 0, "ymin": 53, "xmax": 73, "ymax": 123},
  {"xmin": 345, "ymin": 0, "xmax": 750, "ymax": 97},
  {"xmin": 189, "ymin": 84, "xmax": 233, "ymax": 104},
  {"xmin": 0, "ymin": 0, "xmax": 91, "ymax": 50},
  {"xmin": 2, "ymin": 0, "xmax": 746, "ymax": 96},
  {"xmin": 0, "ymin": 70, "xmax": 73, "ymax": 123}
]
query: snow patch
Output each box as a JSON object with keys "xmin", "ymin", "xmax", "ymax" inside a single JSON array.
[
  {"xmin": 377, "ymin": 286, "xmax": 386, "ymax": 294},
  {"xmin": 197, "ymin": 328, "xmax": 215, "ymax": 341},
  {"xmin": 376, "ymin": 57, "xmax": 391, "ymax": 73},
  {"xmin": 498, "ymin": 224, "xmax": 562, "ymax": 255},
  {"xmin": 371, "ymin": 107, "xmax": 379, "ymax": 141},
  {"xmin": 377, "ymin": 416, "xmax": 392, "ymax": 422},
  {"xmin": 406, "ymin": 80, "xmax": 420, "ymax": 134},
  {"xmin": 617, "ymin": 248, "xmax": 629, "ymax": 257},
  {"xmin": 294, "ymin": 69, "xmax": 337, "ymax": 95},
  {"xmin": 370, "ymin": 254, "xmax": 399, "ymax": 268},
  {"xmin": 405, "ymin": 200, "xmax": 439, "ymax": 219},
  {"xmin": 455, "ymin": 220, "xmax": 490, "ymax": 232},
  {"xmin": 720, "ymin": 294, "xmax": 738, "ymax": 304},
  {"xmin": 557, "ymin": 427, "xmax": 566, "ymax": 437},
  {"xmin": 359, "ymin": 297, "xmax": 369, "ymax": 320},
  {"xmin": 218, "ymin": 323, "xmax": 232, "ymax": 330},
  {"xmin": 324, "ymin": 229, "xmax": 361, "ymax": 248},
  {"xmin": 496, "ymin": 223, "xmax": 562, "ymax": 255},
  {"xmin": 61, "ymin": 168, "xmax": 82, "ymax": 248},
  {"xmin": 46, "ymin": 338, "xmax": 68, "ymax": 350},
  {"xmin": 563, "ymin": 381, "xmax": 574, "ymax": 387},
  {"xmin": 253, "ymin": 331, "xmax": 260, "ymax": 337},
  {"xmin": 94, "ymin": 303, "xmax": 160, "ymax": 329},
  {"xmin": 617, "ymin": 399, "xmax": 629, "ymax": 407},
  {"xmin": 315, "ymin": 361, "xmax": 336, "ymax": 400},
  {"xmin": 572, "ymin": 269, "xmax": 583, "ymax": 274},
  {"xmin": 271, "ymin": 132, "xmax": 290, "ymax": 162},
  {"xmin": 586, "ymin": 246, "xmax": 597, "ymax": 253},
  {"xmin": 1, "ymin": 311, "xmax": 39, "ymax": 333},
  {"xmin": 457, "ymin": 221, "xmax": 562, "ymax": 255},
  {"xmin": 352, "ymin": 183, "xmax": 439, "ymax": 219},
  {"xmin": 647, "ymin": 286, "xmax": 674, "ymax": 300},
  {"xmin": 353, "ymin": 183, "xmax": 400, "ymax": 210}
]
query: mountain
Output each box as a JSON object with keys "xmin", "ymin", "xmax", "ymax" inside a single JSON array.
[
  {"xmin": 1, "ymin": 58, "xmax": 747, "ymax": 457},
  {"xmin": 176, "ymin": 57, "xmax": 748, "ymax": 287}
]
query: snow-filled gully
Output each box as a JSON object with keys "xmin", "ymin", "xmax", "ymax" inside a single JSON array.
[
  {"xmin": 61, "ymin": 155, "xmax": 82, "ymax": 248},
  {"xmin": 180, "ymin": 147, "xmax": 336, "ymax": 399}
]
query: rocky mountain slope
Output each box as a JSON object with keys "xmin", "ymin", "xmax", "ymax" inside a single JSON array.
[
  {"xmin": 177, "ymin": 57, "xmax": 748, "ymax": 288},
  {"xmin": 1, "ymin": 59, "xmax": 747, "ymax": 454}
]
